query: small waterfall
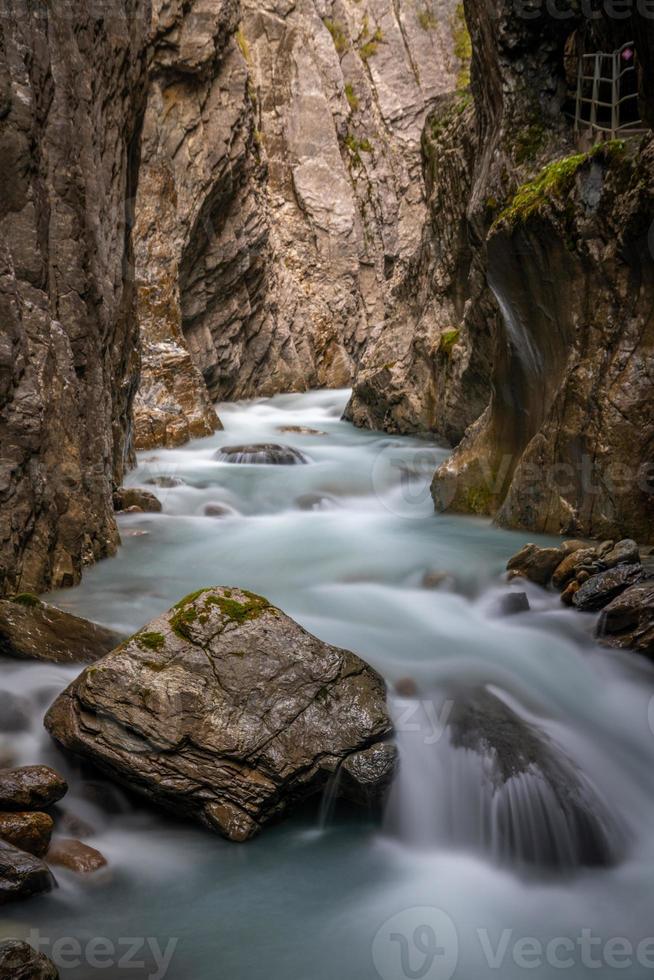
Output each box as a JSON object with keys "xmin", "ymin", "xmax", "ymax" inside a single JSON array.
[
  {"xmin": 488, "ymin": 273, "xmax": 543, "ymax": 381},
  {"xmin": 214, "ymin": 444, "xmax": 310, "ymax": 465},
  {"xmin": 385, "ymin": 690, "xmax": 625, "ymax": 872},
  {"xmin": 318, "ymin": 767, "xmax": 343, "ymax": 830}
]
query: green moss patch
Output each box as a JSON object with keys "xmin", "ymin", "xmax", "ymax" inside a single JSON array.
[
  {"xmin": 452, "ymin": 4, "xmax": 471, "ymax": 92},
  {"xmin": 11, "ymin": 593, "xmax": 43, "ymax": 609},
  {"xmin": 439, "ymin": 328, "xmax": 460, "ymax": 357},
  {"xmin": 345, "ymin": 83, "xmax": 359, "ymax": 111},
  {"xmin": 137, "ymin": 632, "xmax": 166, "ymax": 652},
  {"xmin": 203, "ymin": 590, "xmax": 271, "ymax": 625},
  {"xmin": 418, "ymin": 8, "xmax": 438, "ymax": 30},
  {"xmin": 495, "ymin": 141, "xmax": 626, "ymax": 229}
]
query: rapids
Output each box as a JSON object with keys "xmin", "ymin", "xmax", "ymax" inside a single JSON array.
[{"xmin": 3, "ymin": 389, "xmax": 654, "ymax": 979}]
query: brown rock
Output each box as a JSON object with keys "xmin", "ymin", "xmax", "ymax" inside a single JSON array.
[
  {"xmin": 47, "ymin": 839, "xmax": 107, "ymax": 875},
  {"xmin": 0, "ymin": 767, "xmax": 67, "ymax": 812},
  {"xmin": 572, "ymin": 564, "xmax": 645, "ymax": 613},
  {"xmin": 0, "ymin": 841, "xmax": 55, "ymax": 905},
  {"xmin": 0, "ymin": 597, "xmax": 122, "ymax": 664},
  {"xmin": 552, "ymin": 549, "xmax": 599, "ymax": 590},
  {"xmin": 0, "ymin": 940, "xmax": 59, "ymax": 979},
  {"xmin": 506, "ymin": 544, "xmax": 564, "ymax": 586},
  {"xmin": 0, "ymin": 812, "xmax": 53, "ymax": 858},
  {"xmin": 561, "ymin": 581, "xmax": 581, "ymax": 607},
  {"xmin": 45, "ymin": 588, "xmax": 395, "ymax": 842},
  {"xmin": 113, "ymin": 489, "xmax": 162, "ymax": 514}
]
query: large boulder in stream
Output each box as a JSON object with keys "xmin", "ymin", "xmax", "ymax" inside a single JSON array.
[
  {"xmin": 45, "ymin": 588, "xmax": 395, "ymax": 841},
  {"xmin": 215, "ymin": 444, "xmax": 310, "ymax": 465},
  {"xmin": 0, "ymin": 596, "xmax": 122, "ymax": 664},
  {"xmin": 442, "ymin": 689, "xmax": 623, "ymax": 870},
  {"xmin": 598, "ymin": 581, "xmax": 654, "ymax": 659}
]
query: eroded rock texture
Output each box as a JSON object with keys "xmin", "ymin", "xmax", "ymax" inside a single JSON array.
[
  {"xmin": 133, "ymin": 0, "xmax": 464, "ymax": 445},
  {"xmin": 0, "ymin": 0, "xmax": 150, "ymax": 594},
  {"xmin": 45, "ymin": 587, "xmax": 395, "ymax": 841},
  {"xmin": 428, "ymin": 5, "xmax": 654, "ymax": 539}
]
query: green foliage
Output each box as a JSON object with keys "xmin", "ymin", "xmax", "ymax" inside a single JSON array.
[
  {"xmin": 11, "ymin": 593, "xmax": 42, "ymax": 608},
  {"xmin": 439, "ymin": 328, "xmax": 460, "ymax": 357},
  {"xmin": 137, "ymin": 632, "xmax": 166, "ymax": 651},
  {"xmin": 496, "ymin": 141, "xmax": 626, "ymax": 228},
  {"xmin": 466, "ymin": 484, "xmax": 493, "ymax": 515},
  {"xmin": 359, "ymin": 27, "xmax": 383, "ymax": 61},
  {"xmin": 344, "ymin": 132, "xmax": 374, "ymax": 166},
  {"xmin": 324, "ymin": 18, "xmax": 349, "ymax": 54},
  {"xmin": 345, "ymin": 83, "xmax": 359, "ymax": 111},
  {"xmin": 236, "ymin": 27, "xmax": 251, "ymax": 63},
  {"xmin": 452, "ymin": 3, "xmax": 471, "ymax": 91}
]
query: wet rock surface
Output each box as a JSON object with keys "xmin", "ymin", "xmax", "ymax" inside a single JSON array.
[
  {"xmin": 0, "ymin": 840, "xmax": 55, "ymax": 904},
  {"xmin": 215, "ymin": 445, "xmax": 310, "ymax": 466},
  {"xmin": 445, "ymin": 688, "xmax": 623, "ymax": 869},
  {"xmin": 0, "ymin": 767, "xmax": 67, "ymax": 812},
  {"xmin": 572, "ymin": 565, "xmax": 645, "ymax": 613},
  {"xmin": 45, "ymin": 588, "xmax": 395, "ymax": 842},
  {"xmin": 0, "ymin": 941, "xmax": 59, "ymax": 979},
  {"xmin": 0, "ymin": 597, "xmax": 122, "ymax": 664},
  {"xmin": 47, "ymin": 839, "xmax": 107, "ymax": 875},
  {"xmin": 598, "ymin": 582, "xmax": 654, "ymax": 659},
  {"xmin": 0, "ymin": 812, "xmax": 53, "ymax": 858},
  {"xmin": 113, "ymin": 489, "xmax": 163, "ymax": 514}
]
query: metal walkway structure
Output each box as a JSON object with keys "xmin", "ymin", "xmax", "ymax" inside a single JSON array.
[{"xmin": 575, "ymin": 42, "xmax": 648, "ymax": 139}]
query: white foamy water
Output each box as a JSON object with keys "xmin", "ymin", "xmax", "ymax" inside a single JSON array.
[{"xmin": 2, "ymin": 389, "xmax": 654, "ymax": 980}]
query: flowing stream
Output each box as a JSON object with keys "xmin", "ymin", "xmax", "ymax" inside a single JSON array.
[{"xmin": 3, "ymin": 389, "xmax": 654, "ymax": 979}]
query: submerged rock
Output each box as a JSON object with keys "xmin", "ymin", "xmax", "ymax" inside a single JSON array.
[
  {"xmin": 572, "ymin": 564, "xmax": 645, "ymax": 613},
  {"xmin": 0, "ymin": 597, "xmax": 122, "ymax": 664},
  {"xmin": 444, "ymin": 689, "xmax": 623, "ymax": 870},
  {"xmin": 496, "ymin": 592, "xmax": 530, "ymax": 617},
  {"xmin": 215, "ymin": 444, "xmax": 310, "ymax": 466},
  {"xmin": 598, "ymin": 582, "xmax": 654, "ymax": 659},
  {"xmin": 0, "ymin": 812, "xmax": 53, "ymax": 858},
  {"xmin": 45, "ymin": 588, "xmax": 395, "ymax": 842},
  {"xmin": 0, "ymin": 692, "xmax": 31, "ymax": 733},
  {"xmin": 47, "ymin": 839, "xmax": 107, "ymax": 874},
  {"xmin": 0, "ymin": 841, "xmax": 56, "ymax": 904},
  {"xmin": 0, "ymin": 941, "xmax": 59, "ymax": 979},
  {"xmin": 0, "ymin": 767, "xmax": 67, "ymax": 812}
]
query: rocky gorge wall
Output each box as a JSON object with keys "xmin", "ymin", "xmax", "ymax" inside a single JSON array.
[
  {"xmin": 132, "ymin": 0, "xmax": 465, "ymax": 447},
  {"xmin": 0, "ymin": 0, "xmax": 150, "ymax": 594},
  {"xmin": 342, "ymin": 0, "xmax": 654, "ymax": 541}
]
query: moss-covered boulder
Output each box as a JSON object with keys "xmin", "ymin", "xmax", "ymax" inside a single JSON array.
[{"xmin": 45, "ymin": 588, "xmax": 395, "ymax": 842}]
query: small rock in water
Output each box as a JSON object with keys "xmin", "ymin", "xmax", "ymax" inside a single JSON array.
[
  {"xmin": 113, "ymin": 488, "xmax": 162, "ymax": 513},
  {"xmin": 601, "ymin": 539, "xmax": 640, "ymax": 570},
  {"xmin": 552, "ymin": 548, "xmax": 599, "ymax": 589},
  {"xmin": 0, "ymin": 940, "xmax": 59, "ymax": 978},
  {"xmin": 0, "ymin": 812, "xmax": 53, "ymax": 857},
  {"xmin": 0, "ymin": 840, "xmax": 56, "ymax": 904},
  {"xmin": 215, "ymin": 444, "xmax": 310, "ymax": 465},
  {"xmin": 572, "ymin": 564, "xmax": 644, "ymax": 612},
  {"xmin": 0, "ymin": 597, "xmax": 122, "ymax": 664},
  {"xmin": 0, "ymin": 767, "xmax": 67, "ymax": 812},
  {"xmin": 204, "ymin": 503, "xmax": 237, "ymax": 518},
  {"xmin": 506, "ymin": 544, "xmax": 565, "ymax": 586},
  {"xmin": 47, "ymin": 839, "xmax": 107, "ymax": 874},
  {"xmin": 394, "ymin": 677, "xmax": 418, "ymax": 697},
  {"xmin": 145, "ymin": 476, "xmax": 184, "ymax": 488},
  {"xmin": 296, "ymin": 493, "xmax": 335, "ymax": 511},
  {"xmin": 497, "ymin": 592, "xmax": 530, "ymax": 616},
  {"xmin": 422, "ymin": 570, "xmax": 455, "ymax": 591},
  {"xmin": 277, "ymin": 425, "xmax": 326, "ymax": 436}
]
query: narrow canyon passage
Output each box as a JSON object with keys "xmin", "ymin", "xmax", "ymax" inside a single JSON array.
[{"xmin": 4, "ymin": 391, "xmax": 654, "ymax": 979}]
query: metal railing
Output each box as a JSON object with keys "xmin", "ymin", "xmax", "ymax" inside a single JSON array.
[{"xmin": 575, "ymin": 42, "xmax": 647, "ymax": 138}]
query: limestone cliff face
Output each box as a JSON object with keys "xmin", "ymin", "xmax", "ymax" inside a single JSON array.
[
  {"xmin": 420, "ymin": 2, "xmax": 654, "ymax": 540},
  {"xmin": 133, "ymin": 0, "xmax": 463, "ymax": 444},
  {"xmin": 0, "ymin": 1, "xmax": 150, "ymax": 594}
]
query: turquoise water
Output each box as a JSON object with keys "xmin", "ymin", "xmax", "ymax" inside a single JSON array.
[{"xmin": 3, "ymin": 389, "xmax": 654, "ymax": 979}]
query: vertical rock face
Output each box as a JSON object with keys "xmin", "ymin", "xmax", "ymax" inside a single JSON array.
[
  {"xmin": 133, "ymin": 0, "xmax": 463, "ymax": 445},
  {"xmin": 426, "ymin": 3, "xmax": 654, "ymax": 539},
  {"xmin": 0, "ymin": 0, "xmax": 150, "ymax": 594}
]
